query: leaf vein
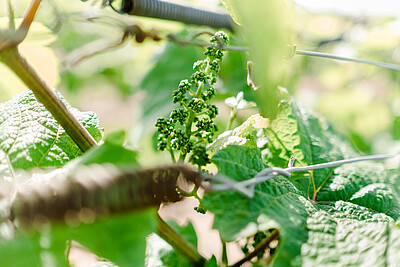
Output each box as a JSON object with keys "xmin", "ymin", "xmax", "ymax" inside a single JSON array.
[{"xmin": 36, "ymin": 122, "xmax": 61, "ymax": 167}]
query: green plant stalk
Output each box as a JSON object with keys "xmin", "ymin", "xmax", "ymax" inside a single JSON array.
[
  {"xmin": 221, "ymin": 238, "xmax": 228, "ymax": 266},
  {"xmin": 226, "ymin": 107, "xmax": 237, "ymax": 130},
  {"xmin": 231, "ymin": 230, "xmax": 279, "ymax": 267},
  {"xmin": 176, "ymin": 185, "xmax": 201, "ymax": 199},
  {"xmin": 179, "ymin": 111, "xmax": 195, "ymax": 162},
  {"xmin": 0, "ymin": 47, "xmax": 97, "ymax": 152},
  {"xmin": 7, "ymin": 0, "xmax": 15, "ymax": 31},
  {"xmin": 65, "ymin": 239, "xmax": 72, "ymax": 261},
  {"xmin": 178, "ymin": 63, "xmax": 210, "ymax": 163},
  {"xmin": 167, "ymin": 141, "xmax": 176, "ymax": 163},
  {"xmin": 169, "ymin": 150, "xmax": 176, "ymax": 163},
  {"xmin": 156, "ymin": 214, "xmax": 206, "ymax": 266}
]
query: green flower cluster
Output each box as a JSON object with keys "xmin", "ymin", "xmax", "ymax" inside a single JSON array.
[{"xmin": 155, "ymin": 31, "xmax": 229, "ymax": 168}]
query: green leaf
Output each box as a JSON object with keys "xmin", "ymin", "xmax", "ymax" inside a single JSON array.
[
  {"xmin": 211, "ymin": 145, "xmax": 265, "ymax": 182},
  {"xmin": 65, "ymin": 210, "xmax": 156, "ymax": 266},
  {"xmin": 104, "ymin": 130, "xmax": 127, "ymax": 146},
  {"xmin": 299, "ymin": 208, "xmax": 398, "ymax": 266},
  {"xmin": 0, "ymin": 210, "xmax": 156, "ymax": 267},
  {"xmin": 0, "ymin": 90, "xmax": 102, "ymax": 177},
  {"xmin": 0, "ymin": 224, "xmax": 68, "ymax": 267},
  {"xmin": 77, "ymin": 130, "xmax": 138, "ymax": 167},
  {"xmin": 203, "ymin": 146, "xmax": 314, "ymax": 266},
  {"xmin": 78, "ymin": 142, "xmax": 139, "ymax": 167},
  {"xmin": 206, "ymin": 255, "xmax": 218, "ymax": 267},
  {"xmin": 208, "ymin": 114, "xmax": 268, "ymax": 153},
  {"xmin": 203, "ymin": 100, "xmax": 400, "ymax": 266},
  {"xmin": 266, "ymin": 100, "xmax": 357, "ymax": 198}
]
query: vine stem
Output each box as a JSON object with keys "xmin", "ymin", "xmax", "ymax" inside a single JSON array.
[
  {"xmin": 231, "ymin": 229, "xmax": 279, "ymax": 267},
  {"xmin": 0, "ymin": 47, "xmax": 97, "ymax": 152},
  {"xmin": 221, "ymin": 238, "xmax": 228, "ymax": 266},
  {"xmin": 168, "ymin": 148, "xmax": 177, "ymax": 163},
  {"xmin": 178, "ymin": 62, "xmax": 211, "ymax": 163},
  {"xmin": 16, "ymin": 0, "xmax": 41, "ymax": 42},
  {"xmin": 156, "ymin": 213, "xmax": 206, "ymax": 266},
  {"xmin": 226, "ymin": 107, "xmax": 236, "ymax": 130},
  {"xmin": 0, "ymin": 0, "xmax": 41, "ymax": 50}
]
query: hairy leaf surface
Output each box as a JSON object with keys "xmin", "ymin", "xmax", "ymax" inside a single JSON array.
[
  {"xmin": 203, "ymin": 100, "xmax": 400, "ymax": 266},
  {"xmin": 0, "ymin": 90, "xmax": 102, "ymax": 177},
  {"xmin": 203, "ymin": 145, "xmax": 315, "ymax": 266},
  {"xmin": 266, "ymin": 100, "xmax": 357, "ymax": 198}
]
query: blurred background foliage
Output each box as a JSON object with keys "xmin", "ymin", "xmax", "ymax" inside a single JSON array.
[{"xmin": 1, "ymin": 0, "xmax": 400, "ymax": 164}]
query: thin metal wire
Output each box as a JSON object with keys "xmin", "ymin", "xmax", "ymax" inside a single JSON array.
[
  {"xmin": 206, "ymin": 153, "xmax": 397, "ymax": 198},
  {"xmin": 296, "ymin": 50, "xmax": 400, "ymax": 72},
  {"xmin": 165, "ymin": 35, "xmax": 400, "ymax": 72}
]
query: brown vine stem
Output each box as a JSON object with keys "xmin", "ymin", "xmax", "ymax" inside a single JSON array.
[
  {"xmin": 0, "ymin": 0, "xmax": 41, "ymax": 50},
  {"xmin": 156, "ymin": 213, "xmax": 206, "ymax": 266},
  {"xmin": 0, "ymin": 0, "xmax": 97, "ymax": 152},
  {"xmin": 16, "ymin": 0, "xmax": 41, "ymax": 42},
  {"xmin": 0, "ymin": 47, "xmax": 97, "ymax": 152},
  {"xmin": 231, "ymin": 229, "xmax": 280, "ymax": 267}
]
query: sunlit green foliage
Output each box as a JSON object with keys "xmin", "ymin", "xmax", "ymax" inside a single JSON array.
[{"xmin": 1, "ymin": 0, "xmax": 400, "ymax": 266}]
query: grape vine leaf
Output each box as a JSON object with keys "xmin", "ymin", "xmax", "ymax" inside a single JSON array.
[
  {"xmin": 203, "ymin": 100, "xmax": 400, "ymax": 266},
  {"xmin": 203, "ymin": 145, "xmax": 315, "ymax": 266},
  {"xmin": 0, "ymin": 90, "xmax": 102, "ymax": 177},
  {"xmin": 265, "ymin": 100, "xmax": 357, "ymax": 198},
  {"xmin": 77, "ymin": 130, "xmax": 138, "ymax": 167},
  {"xmin": 0, "ymin": 225, "xmax": 68, "ymax": 267},
  {"xmin": 62, "ymin": 209, "xmax": 157, "ymax": 266},
  {"xmin": 208, "ymin": 113, "xmax": 268, "ymax": 152}
]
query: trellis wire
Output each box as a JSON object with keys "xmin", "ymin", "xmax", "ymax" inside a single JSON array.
[
  {"xmin": 295, "ymin": 50, "xmax": 400, "ymax": 72},
  {"xmin": 204, "ymin": 153, "xmax": 398, "ymax": 198},
  {"xmin": 167, "ymin": 34, "xmax": 400, "ymax": 72}
]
